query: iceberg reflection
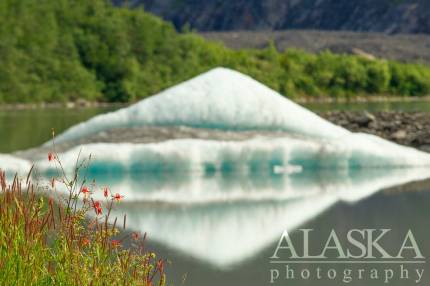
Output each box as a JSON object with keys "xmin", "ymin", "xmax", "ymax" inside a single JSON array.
[{"xmin": 97, "ymin": 168, "xmax": 430, "ymax": 268}]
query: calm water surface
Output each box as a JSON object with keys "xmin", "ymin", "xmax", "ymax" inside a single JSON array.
[
  {"xmin": 0, "ymin": 107, "xmax": 116, "ymax": 152},
  {"xmin": 149, "ymin": 187, "xmax": 430, "ymax": 286},
  {"xmin": 304, "ymin": 100, "xmax": 430, "ymax": 113},
  {"xmin": 97, "ymin": 171, "xmax": 430, "ymax": 286}
]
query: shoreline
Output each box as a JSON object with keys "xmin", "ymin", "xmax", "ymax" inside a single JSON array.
[
  {"xmin": 295, "ymin": 95, "xmax": 430, "ymax": 104},
  {"xmin": 0, "ymin": 101, "xmax": 128, "ymax": 111},
  {"xmin": 320, "ymin": 111, "xmax": 430, "ymax": 153},
  {"xmin": 1, "ymin": 96, "xmax": 430, "ymax": 110}
]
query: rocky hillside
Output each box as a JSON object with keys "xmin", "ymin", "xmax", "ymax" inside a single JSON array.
[
  {"xmin": 113, "ymin": 0, "xmax": 430, "ymax": 34},
  {"xmin": 201, "ymin": 30, "xmax": 430, "ymax": 64}
]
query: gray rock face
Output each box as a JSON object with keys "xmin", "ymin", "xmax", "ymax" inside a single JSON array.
[{"xmin": 113, "ymin": 0, "xmax": 430, "ymax": 34}]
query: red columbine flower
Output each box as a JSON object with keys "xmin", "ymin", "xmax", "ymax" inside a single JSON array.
[
  {"xmin": 82, "ymin": 186, "xmax": 90, "ymax": 194},
  {"xmin": 103, "ymin": 187, "xmax": 109, "ymax": 198},
  {"xmin": 48, "ymin": 152, "xmax": 55, "ymax": 162},
  {"xmin": 93, "ymin": 201, "xmax": 102, "ymax": 215},
  {"xmin": 113, "ymin": 193, "xmax": 124, "ymax": 202},
  {"xmin": 82, "ymin": 237, "xmax": 90, "ymax": 247},
  {"xmin": 111, "ymin": 240, "xmax": 121, "ymax": 248}
]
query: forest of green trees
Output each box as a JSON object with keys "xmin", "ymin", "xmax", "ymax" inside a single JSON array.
[{"xmin": 1, "ymin": 0, "xmax": 430, "ymax": 103}]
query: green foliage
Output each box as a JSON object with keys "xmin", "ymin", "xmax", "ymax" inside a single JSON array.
[
  {"xmin": 1, "ymin": 0, "xmax": 430, "ymax": 103},
  {"xmin": 389, "ymin": 62, "xmax": 430, "ymax": 96},
  {"xmin": 0, "ymin": 152, "xmax": 165, "ymax": 285}
]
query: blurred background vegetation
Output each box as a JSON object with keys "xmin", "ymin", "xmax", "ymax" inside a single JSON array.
[{"xmin": 1, "ymin": 0, "xmax": 430, "ymax": 103}]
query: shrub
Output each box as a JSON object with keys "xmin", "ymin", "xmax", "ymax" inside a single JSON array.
[{"xmin": 0, "ymin": 142, "xmax": 166, "ymax": 285}]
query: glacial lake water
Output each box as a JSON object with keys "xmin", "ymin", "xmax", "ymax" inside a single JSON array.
[
  {"xmin": 1, "ymin": 100, "xmax": 430, "ymax": 285},
  {"xmin": 74, "ymin": 169, "xmax": 430, "ymax": 286},
  {"xmin": 147, "ymin": 183, "xmax": 430, "ymax": 286}
]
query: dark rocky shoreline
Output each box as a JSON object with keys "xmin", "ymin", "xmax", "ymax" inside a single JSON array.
[{"xmin": 320, "ymin": 111, "xmax": 430, "ymax": 153}]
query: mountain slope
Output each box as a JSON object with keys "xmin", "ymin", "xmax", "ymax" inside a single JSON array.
[
  {"xmin": 201, "ymin": 30, "xmax": 430, "ymax": 65},
  {"xmin": 114, "ymin": 0, "xmax": 430, "ymax": 34}
]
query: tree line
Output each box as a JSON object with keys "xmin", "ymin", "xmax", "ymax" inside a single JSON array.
[{"xmin": 1, "ymin": 0, "xmax": 429, "ymax": 103}]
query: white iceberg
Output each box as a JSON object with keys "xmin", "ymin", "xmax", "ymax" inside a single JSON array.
[
  {"xmin": 49, "ymin": 67, "xmax": 348, "ymax": 144},
  {"xmin": 41, "ymin": 67, "xmax": 430, "ymax": 170},
  {"xmin": 0, "ymin": 154, "xmax": 31, "ymax": 176},
  {"xmin": 35, "ymin": 134, "xmax": 430, "ymax": 180}
]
